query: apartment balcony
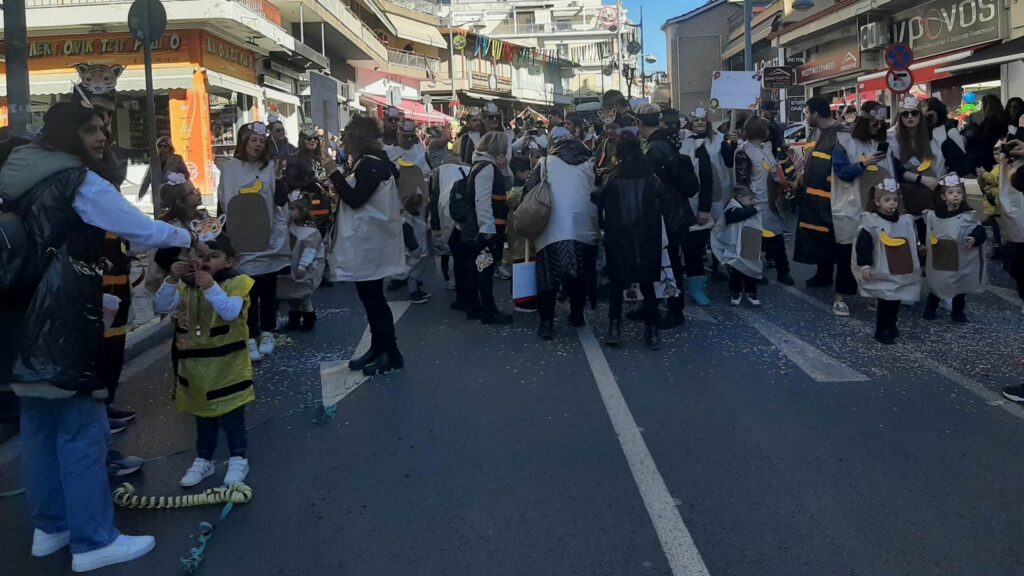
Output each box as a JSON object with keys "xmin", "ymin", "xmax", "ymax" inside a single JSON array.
[
  {"xmin": 387, "ymin": 0, "xmax": 443, "ymax": 17},
  {"xmin": 275, "ymin": 0, "xmax": 389, "ymax": 65},
  {"xmin": 387, "ymin": 48, "xmax": 441, "ymax": 79},
  {"xmin": 489, "ymin": 20, "xmax": 607, "ymax": 37}
]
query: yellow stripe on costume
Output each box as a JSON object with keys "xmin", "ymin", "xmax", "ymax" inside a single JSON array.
[
  {"xmin": 799, "ymin": 222, "xmax": 830, "ymax": 233},
  {"xmin": 812, "ymin": 151, "xmax": 832, "ymax": 160},
  {"xmin": 806, "ymin": 187, "xmax": 832, "ymax": 199},
  {"xmin": 104, "ymin": 325, "xmax": 130, "ymax": 338}
]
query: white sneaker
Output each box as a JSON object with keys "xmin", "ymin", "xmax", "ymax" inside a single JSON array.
[
  {"xmin": 224, "ymin": 456, "xmax": 249, "ymax": 485},
  {"xmin": 180, "ymin": 458, "xmax": 215, "ymax": 488},
  {"xmin": 746, "ymin": 294, "xmax": 762, "ymax": 307},
  {"xmin": 496, "ymin": 265, "xmax": 512, "ymax": 280},
  {"xmin": 730, "ymin": 294, "xmax": 742, "ymax": 306},
  {"xmin": 32, "ymin": 529, "xmax": 70, "ymax": 557},
  {"xmin": 832, "ymin": 301, "xmax": 851, "ymax": 317},
  {"xmin": 71, "ymin": 534, "xmax": 155, "ymax": 573},
  {"xmin": 247, "ymin": 339, "xmax": 262, "ymax": 362},
  {"xmin": 258, "ymin": 332, "xmax": 275, "ymax": 356},
  {"xmin": 445, "ymin": 279, "xmax": 456, "ymax": 291}
]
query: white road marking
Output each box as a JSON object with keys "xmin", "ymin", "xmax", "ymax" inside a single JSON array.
[
  {"xmin": 778, "ymin": 285, "xmax": 1024, "ymax": 421},
  {"xmin": 320, "ymin": 301, "xmax": 411, "ymax": 406},
  {"xmin": 685, "ymin": 307, "xmax": 718, "ymax": 324},
  {"xmin": 732, "ymin": 308, "xmax": 869, "ymax": 382},
  {"xmin": 576, "ymin": 325, "xmax": 711, "ymax": 576},
  {"xmin": 987, "ymin": 285, "xmax": 1022, "ymax": 306}
]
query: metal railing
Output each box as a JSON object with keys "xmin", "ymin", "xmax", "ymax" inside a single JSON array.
[
  {"xmin": 236, "ymin": 0, "xmax": 282, "ymax": 25},
  {"xmin": 314, "ymin": 0, "xmax": 389, "ymax": 61},
  {"xmin": 490, "ymin": 20, "xmax": 599, "ymax": 35},
  {"xmin": 388, "ymin": 48, "xmax": 441, "ymax": 74},
  {"xmin": 390, "ymin": 0, "xmax": 443, "ymax": 17},
  {"xmin": 29, "ymin": 0, "xmax": 281, "ymax": 26}
]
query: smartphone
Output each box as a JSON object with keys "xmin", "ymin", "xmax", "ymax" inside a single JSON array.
[{"xmin": 876, "ymin": 142, "xmax": 890, "ymax": 154}]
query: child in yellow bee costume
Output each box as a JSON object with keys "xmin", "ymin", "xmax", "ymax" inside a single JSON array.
[
  {"xmin": 153, "ymin": 235, "xmax": 255, "ymax": 488},
  {"xmin": 922, "ymin": 173, "xmax": 988, "ymax": 323},
  {"xmin": 854, "ymin": 179, "xmax": 922, "ymax": 344}
]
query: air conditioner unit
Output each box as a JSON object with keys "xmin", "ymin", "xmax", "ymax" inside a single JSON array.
[{"xmin": 859, "ymin": 21, "xmax": 890, "ymax": 52}]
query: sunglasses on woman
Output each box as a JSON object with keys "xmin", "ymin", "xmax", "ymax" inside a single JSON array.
[
  {"xmin": 485, "ymin": 115, "xmax": 501, "ymax": 121},
  {"xmin": 900, "ymin": 110, "xmax": 921, "ymax": 119}
]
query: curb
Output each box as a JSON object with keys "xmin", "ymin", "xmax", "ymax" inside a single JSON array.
[{"xmin": 123, "ymin": 317, "xmax": 172, "ymax": 364}]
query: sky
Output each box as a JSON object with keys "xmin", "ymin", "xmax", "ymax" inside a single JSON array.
[{"xmin": 620, "ymin": 0, "xmax": 706, "ymax": 73}]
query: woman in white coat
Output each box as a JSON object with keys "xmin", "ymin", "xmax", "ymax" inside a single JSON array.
[
  {"xmin": 217, "ymin": 122, "xmax": 290, "ymax": 361},
  {"xmin": 324, "ymin": 117, "xmax": 407, "ymax": 376},
  {"xmin": 528, "ymin": 127, "xmax": 599, "ymax": 339}
]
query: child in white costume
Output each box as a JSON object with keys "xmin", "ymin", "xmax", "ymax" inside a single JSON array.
[
  {"xmin": 278, "ymin": 194, "xmax": 325, "ymax": 331},
  {"xmin": 711, "ymin": 185, "xmax": 763, "ymax": 307},
  {"xmin": 922, "ymin": 173, "xmax": 987, "ymax": 323}
]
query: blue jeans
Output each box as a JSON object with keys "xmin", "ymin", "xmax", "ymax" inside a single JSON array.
[{"xmin": 20, "ymin": 395, "xmax": 119, "ymax": 553}]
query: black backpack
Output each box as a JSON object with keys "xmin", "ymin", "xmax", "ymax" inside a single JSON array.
[{"xmin": 447, "ymin": 166, "xmax": 474, "ymax": 228}]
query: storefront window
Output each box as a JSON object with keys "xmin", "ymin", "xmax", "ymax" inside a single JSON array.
[{"xmin": 210, "ymin": 92, "xmax": 238, "ymax": 155}]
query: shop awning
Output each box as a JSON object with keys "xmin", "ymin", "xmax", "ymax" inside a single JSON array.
[
  {"xmin": 206, "ymin": 70, "xmax": 263, "ymax": 100},
  {"xmin": 936, "ymin": 37, "xmax": 1024, "ymax": 74},
  {"xmin": 360, "ymin": 94, "xmax": 453, "ymax": 123},
  {"xmin": 262, "ymin": 86, "xmax": 300, "ymax": 107},
  {"xmin": 857, "ymin": 50, "xmax": 975, "ymax": 92},
  {"xmin": 386, "ymin": 13, "xmax": 448, "ymax": 49},
  {"xmin": 0, "ymin": 66, "xmax": 195, "ymax": 97},
  {"xmin": 460, "ymin": 91, "xmax": 499, "ymax": 101}
]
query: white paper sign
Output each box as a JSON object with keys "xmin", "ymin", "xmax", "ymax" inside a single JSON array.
[
  {"xmin": 709, "ymin": 71, "xmax": 762, "ymax": 111},
  {"xmin": 512, "ymin": 261, "xmax": 538, "ymax": 300}
]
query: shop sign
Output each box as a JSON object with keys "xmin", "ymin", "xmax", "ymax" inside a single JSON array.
[
  {"xmin": 796, "ymin": 37, "xmax": 861, "ymax": 83},
  {"xmin": 787, "ymin": 97, "xmax": 806, "ymax": 118},
  {"xmin": 891, "ymin": 0, "xmax": 1001, "ymax": 59},
  {"xmin": 0, "ymin": 32, "xmax": 188, "ymax": 70},
  {"xmin": 762, "ymin": 66, "xmax": 797, "ymax": 89},
  {"xmin": 201, "ymin": 33, "xmax": 257, "ymax": 83},
  {"xmin": 470, "ymin": 72, "xmax": 511, "ymax": 93}
]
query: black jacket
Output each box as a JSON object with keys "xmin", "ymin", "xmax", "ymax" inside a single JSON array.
[
  {"xmin": 642, "ymin": 128, "xmax": 699, "ymax": 238},
  {"xmin": 329, "ymin": 149, "xmax": 399, "ymax": 210},
  {"xmin": 1, "ymin": 167, "xmax": 107, "ymax": 390},
  {"xmin": 593, "ymin": 166, "xmax": 675, "ymax": 285},
  {"xmin": 285, "ymin": 154, "xmax": 322, "ymax": 194}
]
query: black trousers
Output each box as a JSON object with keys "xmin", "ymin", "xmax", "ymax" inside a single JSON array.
[
  {"xmin": 728, "ymin": 267, "xmax": 758, "ymax": 294},
  {"xmin": 355, "ymin": 279, "xmax": 398, "ymax": 355},
  {"xmin": 440, "ymin": 255, "xmax": 452, "ymax": 282},
  {"xmin": 449, "ymin": 229, "xmax": 472, "ymax": 306},
  {"xmin": 609, "ymin": 282, "xmax": 658, "ymax": 325},
  {"xmin": 925, "ymin": 293, "xmax": 966, "ymax": 315},
  {"xmin": 465, "ymin": 233, "xmax": 504, "ymax": 317},
  {"xmin": 666, "ymin": 243, "xmax": 686, "ymax": 314},
  {"xmin": 195, "ymin": 406, "xmax": 246, "ymax": 460},
  {"xmin": 1010, "ymin": 241, "xmax": 1024, "ymax": 299},
  {"xmin": 539, "ymin": 277, "xmax": 586, "ymax": 321},
  {"xmin": 247, "ymin": 272, "xmax": 280, "ymax": 338},
  {"xmin": 682, "ymin": 229, "xmax": 710, "ymax": 277},
  {"xmin": 763, "ymin": 234, "xmax": 790, "ymax": 277},
  {"xmin": 876, "ymin": 299, "xmax": 901, "ymax": 335},
  {"xmin": 814, "ymin": 242, "xmax": 857, "ymax": 295},
  {"xmin": 100, "ymin": 334, "xmax": 127, "ymax": 405}
]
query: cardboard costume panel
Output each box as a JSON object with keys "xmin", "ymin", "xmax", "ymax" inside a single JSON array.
[
  {"xmin": 998, "ymin": 163, "xmax": 1024, "ymax": 243},
  {"xmin": 711, "ymin": 199, "xmax": 764, "ymax": 279},
  {"xmin": 852, "ymin": 212, "xmax": 922, "ymax": 301},
  {"xmin": 924, "ymin": 210, "xmax": 987, "ymax": 299}
]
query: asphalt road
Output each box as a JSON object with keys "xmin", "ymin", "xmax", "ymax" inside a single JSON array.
[{"xmin": 2, "ymin": 245, "xmax": 1024, "ymax": 576}]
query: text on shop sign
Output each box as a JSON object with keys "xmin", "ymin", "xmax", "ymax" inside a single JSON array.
[
  {"xmin": 205, "ymin": 38, "xmax": 255, "ymax": 70},
  {"xmin": 891, "ymin": 0, "xmax": 1000, "ymax": 58},
  {"xmin": 27, "ymin": 34, "xmax": 182, "ymax": 58}
]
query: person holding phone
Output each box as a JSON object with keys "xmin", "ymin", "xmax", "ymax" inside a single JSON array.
[{"xmin": 830, "ymin": 100, "xmax": 894, "ymax": 317}]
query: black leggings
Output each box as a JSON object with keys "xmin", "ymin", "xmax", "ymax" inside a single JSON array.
[
  {"xmin": 728, "ymin": 267, "xmax": 757, "ymax": 294},
  {"xmin": 539, "ymin": 277, "xmax": 586, "ymax": 321},
  {"xmin": 666, "ymin": 243, "xmax": 686, "ymax": 314},
  {"xmin": 248, "ymin": 272, "xmax": 280, "ymax": 338},
  {"xmin": 195, "ymin": 406, "xmax": 246, "ymax": 460},
  {"xmin": 682, "ymin": 230, "xmax": 710, "ymax": 277},
  {"xmin": 100, "ymin": 334, "xmax": 126, "ymax": 405},
  {"xmin": 465, "ymin": 234, "xmax": 504, "ymax": 317},
  {"xmin": 1010, "ymin": 241, "xmax": 1024, "ymax": 299},
  {"xmin": 609, "ymin": 282, "xmax": 658, "ymax": 325},
  {"xmin": 876, "ymin": 299, "xmax": 901, "ymax": 335},
  {"xmin": 814, "ymin": 243, "xmax": 857, "ymax": 295},
  {"xmin": 355, "ymin": 279, "xmax": 398, "ymax": 355},
  {"xmin": 925, "ymin": 293, "xmax": 966, "ymax": 315},
  {"xmin": 441, "ymin": 255, "xmax": 452, "ymax": 282},
  {"xmin": 763, "ymin": 234, "xmax": 790, "ymax": 276},
  {"xmin": 449, "ymin": 229, "xmax": 472, "ymax": 306}
]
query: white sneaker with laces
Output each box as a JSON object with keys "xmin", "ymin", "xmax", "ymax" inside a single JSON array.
[
  {"xmin": 32, "ymin": 529, "xmax": 70, "ymax": 557},
  {"xmin": 746, "ymin": 294, "xmax": 762, "ymax": 307},
  {"xmin": 71, "ymin": 534, "xmax": 155, "ymax": 573},
  {"xmin": 224, "ymin": 456, "xmax": 250, "ymax": 485},
  {"xmin": 180, "ymin": 458, "xmax": 215, "ymax": 488},
  {"xmin": 730, "ymin": 294, "xmax": 742, "ymax": 307},
  {"xmin": 258, "ymin": 332, "xmax": 275, "ymax": 356},
  {"xmin": 832, "ymin": 301, "xmax": 851, "ymax": 317},
  {"xmin": 247, "ymin": 339, "xmax": 261, "ymax": 362}
]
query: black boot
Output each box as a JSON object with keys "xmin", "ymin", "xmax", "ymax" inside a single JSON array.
[
  {"xmin": 362, "ymin": 351, "xmax": 404, "ymax": 376},
  {"xmin": 348, "ymin": 348, "xmax": 382, "ymax": 371},
  {"xmin": 644, "ymin": 326, "xmax": 662, "ymax": 351},
  {"xmin": 874, "ymin": 328, "xmax": 895, "ymax": 345},
  {"xmin": 605, "ymin": 319, "xmax": 622, "ymax": 346},
  {"xmin": 300, "ymin": 311, "xmax": 317, "ymax": 332},
  {"xmin": 284, "ymin": 311, "xmax": 301, "ymax": 332},
  {"xmin": 538, "ymin": 319, "xmax": 554, "ymax": 340},
  {"xmin": 659, "ymin": 310, "xmax": 685, "ymax": 330}
]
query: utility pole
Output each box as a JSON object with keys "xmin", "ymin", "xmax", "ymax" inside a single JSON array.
[
  {"xmin": 4, "ymin": 0, "xmax": 31, "ymax": 136},
  {"xmin": 639, "ymin": 5, "xmax": 645, "ymax": 102}
]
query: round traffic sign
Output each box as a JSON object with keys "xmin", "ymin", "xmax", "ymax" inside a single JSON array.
[
  {"xmin": 884, "ymin": 42, "xmax": 913, "ymax": 71},
  {"xmin": 128, "ymin": 0, "xmax": 168, "ymax": 43},
  {"xmin": 886, "ymin": 69, "xmax": 914, "ymax": 94}
]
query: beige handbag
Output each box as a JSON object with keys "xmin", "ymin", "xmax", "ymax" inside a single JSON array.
[{"xmin": 512, "ymin": 161, "xmax": 552, "ymax": 239}]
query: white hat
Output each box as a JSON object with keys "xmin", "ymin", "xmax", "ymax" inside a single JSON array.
[
  {"xmin": 482, "ymin": 102, "xmax": 500, "ymax": 115},
  {"xmin": 385, "ymin": 106, "xmax": 403, "ymax": 119},
  {"xmin": 691, "ymin": 107, "xmax": 708, "ymax": 119},
  {"xmin": 939, "ymin": 173, "xmax": 963, "ymax": 187},
  {"xmin": 399, "ymin": 119, "xmax": 416, "ymax": 133},
  {"xmin": 900, "ymin": 96, "xmax": 921, "ymax": 111}
]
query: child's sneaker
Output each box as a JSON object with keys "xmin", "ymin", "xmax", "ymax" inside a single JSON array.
[
  {"xmin": 258, "ymin": 332, "xmax": 275, "ymax": 356},
  {"xmin": 247, "ymin": 339, "xmax": 262, "ymax": 362},
  {"xmin": 180, "ymin": 458, "xmax": 215, "ymax": 487},
  {"xmin": 745, "ymin": 293, "xmax": 762, "ymax": 307},
  {"xmin": 409, "ymin": 290, "xmax": 431, "ymax": 304},
  {"xmin": 224, "ymin": 456, "xmax": 249, "ymax": 485},
  {"xmin": 729, "ymin": 293, "xmax": 742, "ymax": 306}
]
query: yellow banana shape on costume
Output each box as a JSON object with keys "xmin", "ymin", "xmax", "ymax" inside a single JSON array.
[
  {"xmin": 397, "ymin": 159, "xmax": 415, "ymax": 168},
  {"xmin": 917, "ymin": 159, "xmax": 933, "ymax": 172},
  {"xmin": 239, "ymin": 179, "xmax": 263, "ymax": 194},
  {"xmin": 762, "ymin": 230, "xmax": 777, "ymax": 238},
  {"xmin": 930, "ymin": 233, "xmax": 939, "ymax": 245},
  {"xmin": 880, "ymin": 231, "xmax": 907, "ymax": 247}
]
